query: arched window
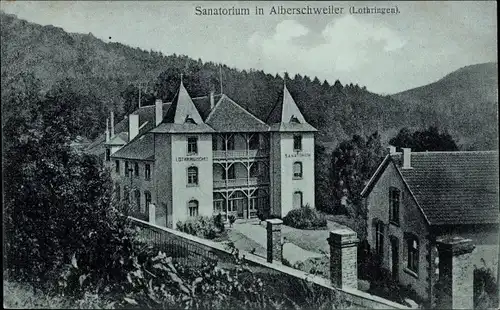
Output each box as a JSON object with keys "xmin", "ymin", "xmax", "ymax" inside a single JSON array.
[
  {"xmin": 187, "ymin": 166, "xmax": 198, "ymax": 186},
  {"xmin": 293, "ymin": 162, "xmax": 303, "ymax": 179},
  {"xmin": 213, "ymin": 192, "xmax": 225, "ymax": 214},
  {"xmin": 134, "ymin": 189, "xmax": 141, "ymax": 212},
  {"xmin": 293, "ymin": 135, "xmax": 302, "ymax": 151},
  {"xmin": 293, "ymin": 191, "xmax": 303, "ymax": 209},
  {"xmin": 249, "ymin": 134, "xmax": 260, "ymax": 150},
  {"xmin": 185, "ymin": 115, "xmax": 197, "ymax": 124},
  {"xmin": 188, "ymin": 200, "xmax": 199, "ymax": 217},
  {"xmin": 250, "ymin": 162, "xmax": 259, "ymax": 178},
  {"xmin": 144, "ymin": 191, "xmax": 152, "ymax": 209},
  {"xmin": 389, "ymin": 187, "xmax": 400, "ymax": 224}
]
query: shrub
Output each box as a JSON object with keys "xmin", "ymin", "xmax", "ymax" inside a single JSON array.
[
  {"xmin": 283, "ymin": 205, "xmax": 327, "ymax": 230},
  {"xmin": 213, "ymin": 213, "xmax": 225, "ymax": 232},
  {"xmin": 228, "ymin": 214, "xmax": 236, "ymax": 227},
  {"xmin": 474, "ymin": 267, "xmax": 499, "ymax": 309},
  {"xmin": 176, "ymin": 216, "xmax": 219, "ymax": 240}
]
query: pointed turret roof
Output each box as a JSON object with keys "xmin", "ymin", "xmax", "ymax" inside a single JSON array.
[
  {"xmin": 151, "ymin": 80, "xmax": 214, "ymax": 133},
  {"xmin": 266, "ymin": 82, "xmax": 317, "ymax": 132},
  {"xmin": 163, "ymin": 80, "xmax": 204, "ymax": 124}
]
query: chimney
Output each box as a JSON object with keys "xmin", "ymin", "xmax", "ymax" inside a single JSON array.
[
  {"xmin": 210, "ymin": 91, "xmax": 215, "ymax": 110},
  {"xmin": 155, "ymin": 99, "xmax": 163, "ymax": 126},
  {"xmin": 129, "ymin": 114, "xmax": 139, "ymax": 141},
  {"xmin": 387, "ymin": 145, "xmax": 396, "ymax": 155},
  {"xmin": 402, "ymin": 147, "xmax": 412, "ymax": 169},
  {"xmin": 110, "ymin": 111, "xmax": 115, "ymax": 137},
  {"xmin": 105, "ymin": 118, "xmax": 110, "ymax": 142}
]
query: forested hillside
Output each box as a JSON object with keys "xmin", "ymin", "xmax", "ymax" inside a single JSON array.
[
  {"xmin": 1, "ymin": 12, "xmax": 497, "ymax": 150},
  {"xmin": 392, "ymin": 62, "xmax": 498, "ymax": 150}
]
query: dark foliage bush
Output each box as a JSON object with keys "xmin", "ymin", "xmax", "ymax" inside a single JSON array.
[
  {"xmin": 213, "ymin": 213, "xmax": 225, "ymax": 232},
  {"xmin": 228, "ymin": 214, "xmax": 236, "ymax": 227},
  {"xmin": 282, "ymin": 205, "xmax": 327, "ymax": 230},
  {"xmin": 176, "ymin": 216, "xmax": 220, "ymax": 240},
  {"xmin": 474, "ymin": 267, "xmax": 499, "ymax": 309}
]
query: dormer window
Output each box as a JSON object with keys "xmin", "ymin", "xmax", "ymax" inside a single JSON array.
[
  {"xmin": 185, "ymin": 115, "xmax": 196, "ymax": 124},
  {"xmin": 290, "ymin": 115, "xmax": 300, "ymax": 123}
]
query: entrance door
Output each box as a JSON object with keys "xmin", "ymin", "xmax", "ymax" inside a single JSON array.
[
  {"xmin": 390, "ymin": 237, "xmax": 399, "ymax": 280},
  {"xmin": 293, "ymin": 191, "xmax": 303, "ymax": 209}
]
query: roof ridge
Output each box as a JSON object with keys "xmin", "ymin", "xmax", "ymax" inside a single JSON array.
[
  {"xmin": 204, "ymin": 94, "xmax": 225, "ymax": 123},
  {"xmin": 411, "ymin": 150, "xmax": 498, "ymax": 155}
]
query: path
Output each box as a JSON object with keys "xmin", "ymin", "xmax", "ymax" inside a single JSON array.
[{"xmin": 232, "ymin": 221, "xmax": 324, "ymax": 266}]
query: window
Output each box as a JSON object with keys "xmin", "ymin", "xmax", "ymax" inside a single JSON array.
[
  {"xmin": 406, "ymin": 236, "xmax": 419, "ymax": 273},
  {"xmin": 290, "ymin": 115, "xmax": 300, "ymax": 123},
  {"xmin": 185, "ymin": 116, "xmax": 197, "ymax": 124},
  {"xmin": 134, "ymin": 162, "xmax": 139, "ymax": 177},
  {"xmin": 293, "ymin": 191, "xmax": 303, "ymax": 209},
  {"xmin": 212, "ymin": 136, "xmax": 218, "ymax": 151},
  {"xmin": 227, "ymin": 135, "xmax": 235, "ymax": 150},
  {"xmin": 188, "ymin": 200, "xmax": 199, "ymax": 217},
  {"xmin": 144, "ymin": 191, "xmax": 151, "ymax": 209},
  {"xmin": 124, "ymin": 186, "xmax": 130, "ymax": 203},
  {"xmin": 213, "ymin": 192, "xmax": 225, "ymax": 214},
  {"xmin": 293, "ymin": 162, "xmax": 303, "ymax": 179},
  {"xmin": 106, "ymin": 149, "xmax": 111, "ymax": 161},
  {"xmin": 145, "ymin": 164, "xmax": 151, "ymax": 180},
  {"xmin": 250, "ymin": 163, "xmax": 259, "ymax": 178},
  {"xmin": 249, "ymin": 134, "xmax": 260, "ymax": 150},
  {"xmin": 115, "ymin": 160, "xmax": 120, "ymax": 174},
  {"xmin": 375, "ymin": 221, "xmax": 385, "ymax": 257},
  {"xmin": 187, "ymin": 137, "xmax": 198, "ymax": 155},
  {"xmin": 187, "ymin": 166, "xmax": 198, "ymax": 186},
  {"xmin": 389, "ymin": 187, "xmax": 400, "ymax": 224},
  {"xmin": 134, "ymin": 189, "xmax": 141, "ymax": 212},
  {"xmin": 125, "ymin": 161, "xmax": 130, "ymax": 177},
  {"xmin": 293, "ymin": 135, "xmax": 302, "ymax": 151},
  {"xmin": 223, "ymin": 165, "xmax": 235, "ymax": 180}
]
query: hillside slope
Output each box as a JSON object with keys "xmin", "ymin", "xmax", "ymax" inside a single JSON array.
[
  {"xmin": 1, "ymin": 12, "xmax": 496, "ymax": 150},
  {"xmin": 392, "ymin": 63, "xmax": 498, "ymax": 150}
]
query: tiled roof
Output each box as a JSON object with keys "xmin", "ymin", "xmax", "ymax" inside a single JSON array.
[
  {"xmin": 85, "ymin": 103, "xmax": 171, "ymax": 153},
  {"xmin": 363, "ymin": 151, "xmax": 499, "ymax": 226},
  {"xmin": 111, "ymin": 133, "xmax": 155, "ymax": 161},
  {"xmin": 400, "ymin": 151, "xmax": 499, "ymax": 225},
  {"xmin": 192, "ymin": 94, "xmax": 222, "ymax": 120},
  {"xmin": 105, "ymin": 132, "xmax": 129, "ymax": 146},
  {"xmin": 205, "ymin": 95, "xmax": 270, "ymax": 132}
]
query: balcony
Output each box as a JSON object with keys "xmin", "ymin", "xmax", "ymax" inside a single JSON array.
[
  {"xmin": 213, "ymin": 149, "xmax": 269, "ymax": 160},
  {"xmin": 213, "ymin": 177, "xmax": 270, "ymax": 189}
]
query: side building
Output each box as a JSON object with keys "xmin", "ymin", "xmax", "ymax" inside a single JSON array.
[{"xmin": 86, "ymin": 81, "xmax": 317, "ymax": 228}]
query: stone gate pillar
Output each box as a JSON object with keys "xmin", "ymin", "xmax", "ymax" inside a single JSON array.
[
  {"xmin": 435, "ymin": 237, "xmax": 475, "ymax": 309},
  {"xmin": 328, "ymin": 228, "xmax": 359, "ymax": 289},
  {"xmin": 266, "ymin": 219, "xmax": 283, "ymax": 263}
]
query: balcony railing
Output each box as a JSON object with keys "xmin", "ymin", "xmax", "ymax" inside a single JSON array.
[
  {"xmin": 213, "ymin": 149, "xmax": 269, "ymax": 160},
  {"xmin": 213, "ymin": 177, "xmax": 270, "ymax": 189}
]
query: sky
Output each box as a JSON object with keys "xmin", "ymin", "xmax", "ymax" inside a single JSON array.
[{"xmin": 1, "ymin": 1, "xmax": 497, "ymax": 94}]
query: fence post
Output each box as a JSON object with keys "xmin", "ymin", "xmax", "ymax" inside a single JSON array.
[
  {"xmin": 266, "ymin": 219, "xmax": 283, "ymax": 263},
  {"xmin": 435, "ymin": 237, "xmax": 475, "ymax": 309},
  {"xmin": 148, "ymin": 203, "xmax": 156, "ymax": 224},
  {"xmin": 328, "ymin": 228, "xmax": 359, "ymax": 289}
]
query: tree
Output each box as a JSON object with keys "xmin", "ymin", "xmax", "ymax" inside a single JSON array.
[
  {"xmin": 330, "ymin": 132, "xmax": 385, "ymax": 216},
  {"xmin": 3, "ymin": 79, "xmax": 120, "ymax": 285},
  {"xmin": 389, "ymin": 126, "xmax": 459, "ymax": 151}
]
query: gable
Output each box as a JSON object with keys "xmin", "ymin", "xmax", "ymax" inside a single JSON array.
[{"xmin": 163, "ymin": 82, "xmax": 204, "ymax": 125}]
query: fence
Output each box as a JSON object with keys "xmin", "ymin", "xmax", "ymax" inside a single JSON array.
[{"xmin": 129, "ymin": 217, "xmax": 410, "ymax": 309}]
